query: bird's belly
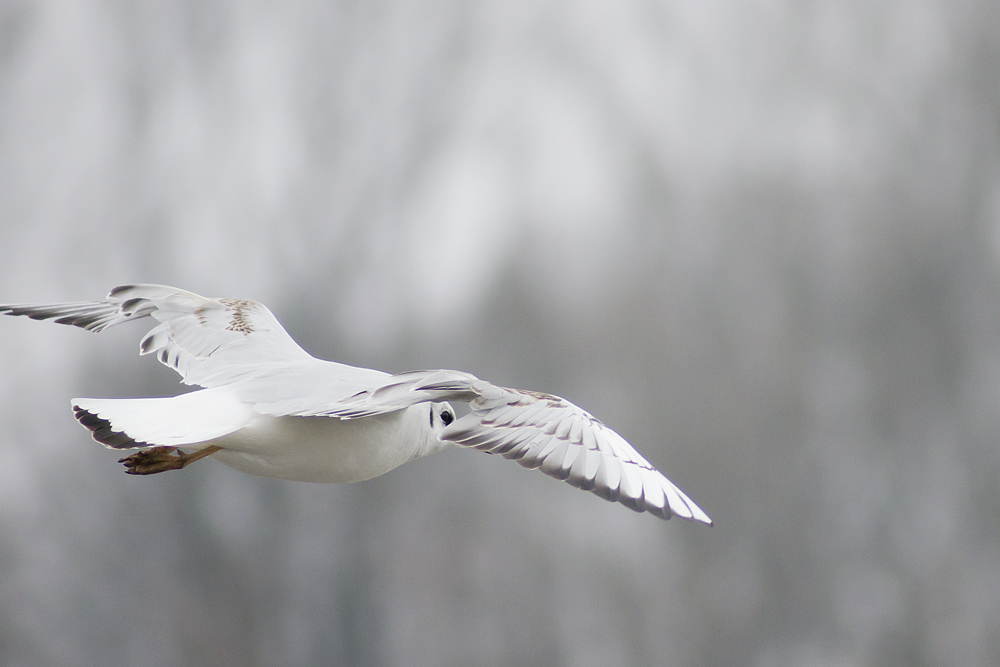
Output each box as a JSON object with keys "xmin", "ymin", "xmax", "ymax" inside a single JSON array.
[{"xmin": 206, "ymin": 412, "xmax": 429, "ymax": 483}]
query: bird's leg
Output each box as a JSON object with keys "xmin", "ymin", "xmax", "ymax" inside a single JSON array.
[{"xmin": 119, "ymin": 445, "xmax": 222, "ymax": 475}]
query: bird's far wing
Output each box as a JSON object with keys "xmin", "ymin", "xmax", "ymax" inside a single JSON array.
[
  {"xmin": 0, "ymin": 284, "xmax": 314, "ymax": 388},
  {"xmin": 320, "ymin": 369, "xmax": 712, "ymax": 524}
]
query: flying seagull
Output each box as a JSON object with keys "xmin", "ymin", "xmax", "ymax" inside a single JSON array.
[{"xmin": 0, "ymin": 285, "xmax": 711, "ymax": 524}]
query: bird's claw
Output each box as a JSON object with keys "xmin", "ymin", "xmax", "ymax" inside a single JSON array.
[
  {"xmin": 119, "ymin": 446, "xmax": 187, "ymax": 475},
  {"xmin": 119, "ymin": 445, "xmax": 221, "ymax": 475}
]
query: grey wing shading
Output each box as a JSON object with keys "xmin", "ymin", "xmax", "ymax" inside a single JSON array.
[
  {"xmin": 0, "ymin": 284, "xmax": 313, "ymax": 388},
  {"xmin": 321, "ymin": 369, "xmax": 713, "ymax": 524}
]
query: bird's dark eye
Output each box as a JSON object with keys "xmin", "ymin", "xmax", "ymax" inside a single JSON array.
[{"xmin": 441, "ymin": 410, "xmax": 454, "ymax": 426}]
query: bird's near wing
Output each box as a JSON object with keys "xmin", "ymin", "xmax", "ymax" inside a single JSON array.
[
  {"xmin": 320, "ymin": 369, "xmax": 712, "ymax": 524},
  {"xmin": 0, "ymin": 284, "xmax": 313, "ymax": 388}
]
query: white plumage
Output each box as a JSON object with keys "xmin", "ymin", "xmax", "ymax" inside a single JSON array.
[{"xmin": 0, "ymin": 284, "xmax": 711, "ymax": 524}]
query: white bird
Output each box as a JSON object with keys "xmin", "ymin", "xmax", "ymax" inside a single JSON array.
[{"xmin": 0, "ymin": 284, "xmax": 712, "ymax": 524}]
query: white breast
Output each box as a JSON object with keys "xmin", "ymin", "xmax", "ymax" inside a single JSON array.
[{"xmin": 208, "ymin": 405, "xmax": 449, "ymax": 483}]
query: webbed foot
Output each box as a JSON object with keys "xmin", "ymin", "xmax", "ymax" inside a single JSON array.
[{"xmin": 119, "ymin": 445, "xmax": 221, "ymax": 475}]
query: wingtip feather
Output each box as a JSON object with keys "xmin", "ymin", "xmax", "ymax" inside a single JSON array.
[{"xmin": 72, "ymin": 403, "xmax": 147, "ymax": 450}]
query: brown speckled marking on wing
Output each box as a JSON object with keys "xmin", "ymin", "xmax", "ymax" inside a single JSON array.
[
  {"xmin": 511, "ymin": 388, "xmax": 565, "ymax": 407},
  {"xmin": 218, "ymin": 299, "xmax": 255, "ymax": 335}
]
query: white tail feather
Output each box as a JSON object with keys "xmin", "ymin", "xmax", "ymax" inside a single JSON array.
[{"xmin": 72, "ymin": 387, "xmax": 255, "ymax": 449}]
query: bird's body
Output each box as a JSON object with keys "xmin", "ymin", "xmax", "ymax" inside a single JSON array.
[
  {"xmin": 212, "ymin": 408, "xmax": 449, "ymax": 483},
  {"xmin": 0, "ymin": 284, "xmax": 712, "ymax": 524},
  {"xmin": 75, "ymin": 386, "xmax": 448, "ymax": 483}
]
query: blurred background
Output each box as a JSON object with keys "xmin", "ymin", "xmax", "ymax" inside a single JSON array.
[{"xmin": 1, "ymin": 0, "xmax": 998, "ymax": 665}]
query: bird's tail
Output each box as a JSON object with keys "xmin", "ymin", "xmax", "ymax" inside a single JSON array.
[{"xmin": 72, "ymin": 387, "xmax": 255, "ymax": 449}]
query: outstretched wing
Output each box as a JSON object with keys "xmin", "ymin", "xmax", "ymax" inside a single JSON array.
[
  {"xmin": 316, "ymin": 369, "xmax": 712, "ymax": 524},
  {"xmin": 0, "ymin": 284, "xmax": 314, "ymax": 388}
]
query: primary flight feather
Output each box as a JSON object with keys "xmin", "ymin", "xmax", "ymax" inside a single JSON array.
[{"xmin": 0, "ymin": 284, "xmax": 711, "ymax": 524}]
